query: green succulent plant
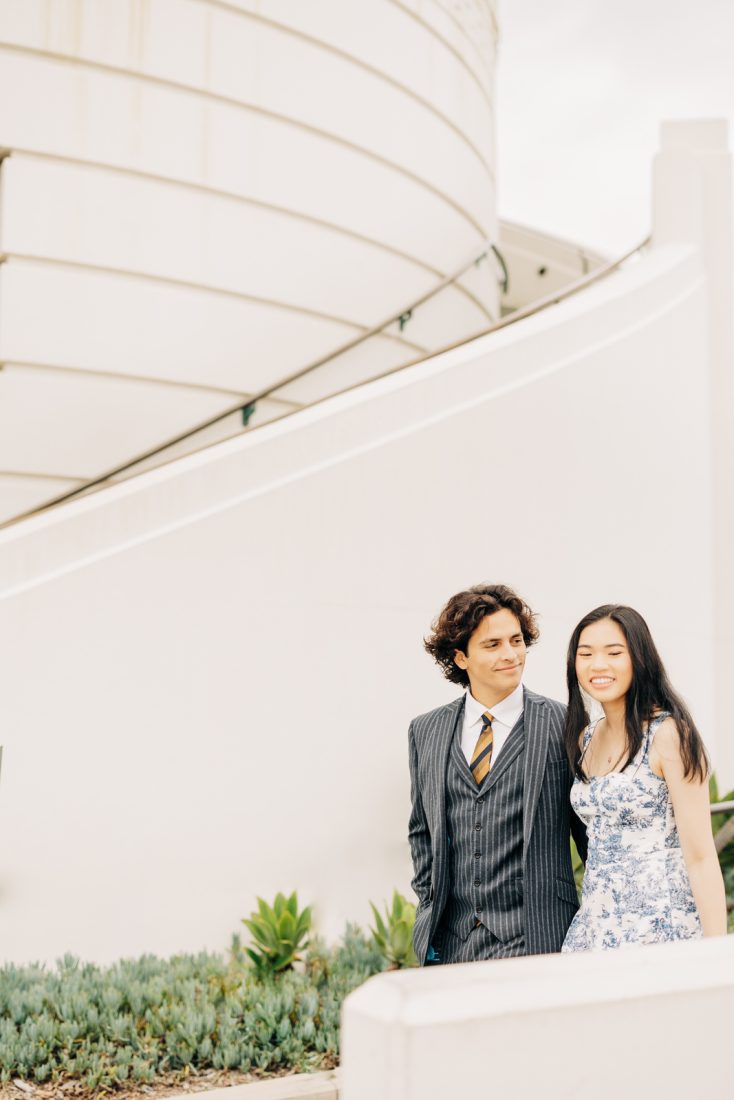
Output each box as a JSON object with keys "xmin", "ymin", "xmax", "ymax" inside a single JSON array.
[
  {"xmin": 0, "ymin": 927, "xmax": 383, "ymax": 1092},
  {"xmin": 369, "ymin": 890, "xmax": 418, "ymax": 969},
  {"xmin": 709, "ymin": 775, "xmax": 734, "ymax": 931},
  {"xmin": 241, "ymin": 891, "xmax": 312, "ymax": 977},
  {"xmin": 710, "ymin": 775, "xmax": 734, "ymax": 861}
]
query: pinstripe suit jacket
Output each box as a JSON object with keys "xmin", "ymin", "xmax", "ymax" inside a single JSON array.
[{"xmin": 408, "ymin": 688, "xmax": 587, "ymax": 964}]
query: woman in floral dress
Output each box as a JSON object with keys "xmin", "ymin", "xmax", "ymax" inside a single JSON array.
[{"xmin": 562, "ymin": 604, "xmax": 726, "ymax": 951}]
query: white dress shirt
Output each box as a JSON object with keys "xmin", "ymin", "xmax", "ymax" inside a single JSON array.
[{"xmin": 460, "ymin": 682, "xmax": 525, "ymax": 766}]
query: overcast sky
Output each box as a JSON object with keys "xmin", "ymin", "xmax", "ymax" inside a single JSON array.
[{"xmin": 496, "ymin": 0, "xmax": 734, "ymax": 255}]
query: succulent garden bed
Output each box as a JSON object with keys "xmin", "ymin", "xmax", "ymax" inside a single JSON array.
[
  {"xmin": 2, "ymin": 793, "xmax": 732, "ymax": 1100},
  {"xmin": 1, "ymin": 1065, "xmax": 268, "ymax": 1100},
  {"xmin": 0, "ymin": 922, "xmax": 382, "ymax": 1100}
]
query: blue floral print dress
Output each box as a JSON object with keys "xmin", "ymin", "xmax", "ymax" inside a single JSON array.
[{"xmin": 562, "ymin": 713, "xmax": 701, "ymax": 951}]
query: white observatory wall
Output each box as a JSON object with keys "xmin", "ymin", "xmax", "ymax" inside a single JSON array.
[
  {"xmin": 0, "ymin": 240, "xmax": 719, "ymax": 964},
  {"xmin": 0, "ymin": 0, "xmax": 499, "ymax": 516}
]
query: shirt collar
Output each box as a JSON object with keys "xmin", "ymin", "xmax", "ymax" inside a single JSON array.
[{"xmin": 465, "ymin": 682, "xmax": 525, "ymax": 727}]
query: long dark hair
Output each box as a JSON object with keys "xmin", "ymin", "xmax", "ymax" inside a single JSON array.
[{"xmin": 564, "ymin": 605, "xmax": 707, "ymax": 782}]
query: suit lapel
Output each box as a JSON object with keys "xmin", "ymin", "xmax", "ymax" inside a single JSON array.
[
  {"xmin": 450, "ymin": 728, "xmax": 477, "ymax": 791},
  {"xmin": 522, "ymin": 688, "xmax": 549, "ymax": 858},
  {"xmin": 484, "ymin": 720, "xmax": 525, "ymax": 790}
]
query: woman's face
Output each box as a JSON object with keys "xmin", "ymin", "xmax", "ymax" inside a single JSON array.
[{"xmin": 575, "ymin": 617, "xmax": 634, "ymax": 704}]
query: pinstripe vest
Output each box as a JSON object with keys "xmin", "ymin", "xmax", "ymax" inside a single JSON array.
[{"xmin": 441, "ymin": 714, "xmax": 526, "ymax": 941}]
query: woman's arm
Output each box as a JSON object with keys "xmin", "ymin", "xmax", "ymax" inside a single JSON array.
[{"xmin": 652, "ymin": 719, "xmax": 727, "ymax": 936}]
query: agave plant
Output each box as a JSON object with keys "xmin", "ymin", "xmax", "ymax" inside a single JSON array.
[
  {"xmin": 242, "ymin": 891, "xmax": 312, "ymax": 977},
  {"xmin": 369, "ymin": 890, "xmax": 418, "ymax": 969},
  {"xmin": 710, "ymin": 775, "xmax": 734, "ymax": 857}
]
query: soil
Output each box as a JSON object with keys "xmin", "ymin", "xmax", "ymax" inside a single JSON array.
[{"xmin": 0, "ymin": 1060, "xmax": 337, "ymax": 1100}]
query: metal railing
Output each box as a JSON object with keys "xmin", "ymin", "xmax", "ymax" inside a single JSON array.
[
  {"xmin": 0, "ymin": 240, "xmax": 499, "ymax": 527},
  {"xmin": 1, "ymin": 234, "xmax": 650, "ymax": 529}
]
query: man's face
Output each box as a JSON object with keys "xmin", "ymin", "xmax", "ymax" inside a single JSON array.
[{"xmin": 453, "ymin": 608, "xmax": 527, "ymax": 702}]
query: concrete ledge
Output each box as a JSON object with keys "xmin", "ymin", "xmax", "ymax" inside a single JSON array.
[
  {"xmin": 341, "ymin": 937, "xmax": 734, "ymax": 1100},
  {"xmin": 164, "ymin": 1071, "xmax": 339, "ymax": 1100}
]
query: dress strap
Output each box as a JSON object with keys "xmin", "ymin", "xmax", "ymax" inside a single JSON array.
[
  {"xmin": 578, "ymin": 717, "xmax": 602, "ymax": 765},
  {"xmin": 642, "ymin": 712, "xmax": 671, "ymax": 759}
]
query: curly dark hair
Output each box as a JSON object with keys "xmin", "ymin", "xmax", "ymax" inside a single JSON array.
[{"xmin": 424, "ymin": 583, "xmax": 539, "ymax": 687}]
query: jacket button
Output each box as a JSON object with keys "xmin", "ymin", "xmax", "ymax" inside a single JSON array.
[
  {"xmin": 474, "ymin": 822, "xmax": 481, "ymax": 830},
  {"xmin": 474, "ymin": 879, "xmax": 481, "ymax": 886},
  {"xmin": 477, "ymin": 797, "xmax": 484, "ymax": 804}
]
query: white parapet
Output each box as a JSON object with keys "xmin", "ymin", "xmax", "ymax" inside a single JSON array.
[{"xmin": 341, "ymin": 937, "xmax": 734, "ymax": 1100}]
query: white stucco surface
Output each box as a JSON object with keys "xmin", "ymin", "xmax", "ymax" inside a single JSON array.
[{"xmin": 340, "ymin": 936, "xmax": 734, "ymax": 1099}]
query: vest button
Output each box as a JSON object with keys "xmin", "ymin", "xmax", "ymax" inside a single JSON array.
[{"xmin": 474, "ymin": 879, "xmax": 481, "ymax": 887}]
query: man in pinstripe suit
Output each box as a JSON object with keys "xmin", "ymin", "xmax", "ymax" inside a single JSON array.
[{"xmin": 409, "ymin": 583, "xmax": 586, "ymax": 965}]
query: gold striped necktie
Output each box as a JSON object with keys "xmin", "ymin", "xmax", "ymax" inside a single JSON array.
[{"xmin": 470, "ymin": 711, "xmax": 494, "ymax": 785}]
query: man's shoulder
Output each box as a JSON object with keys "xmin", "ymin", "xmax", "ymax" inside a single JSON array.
[
  {"xmin": 524, "ymin": 687, "xmax": 567, "ymax": 724},
  {"xmin": 410, "ymin": 696, "xmax": 464, "ymax": 734}
]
